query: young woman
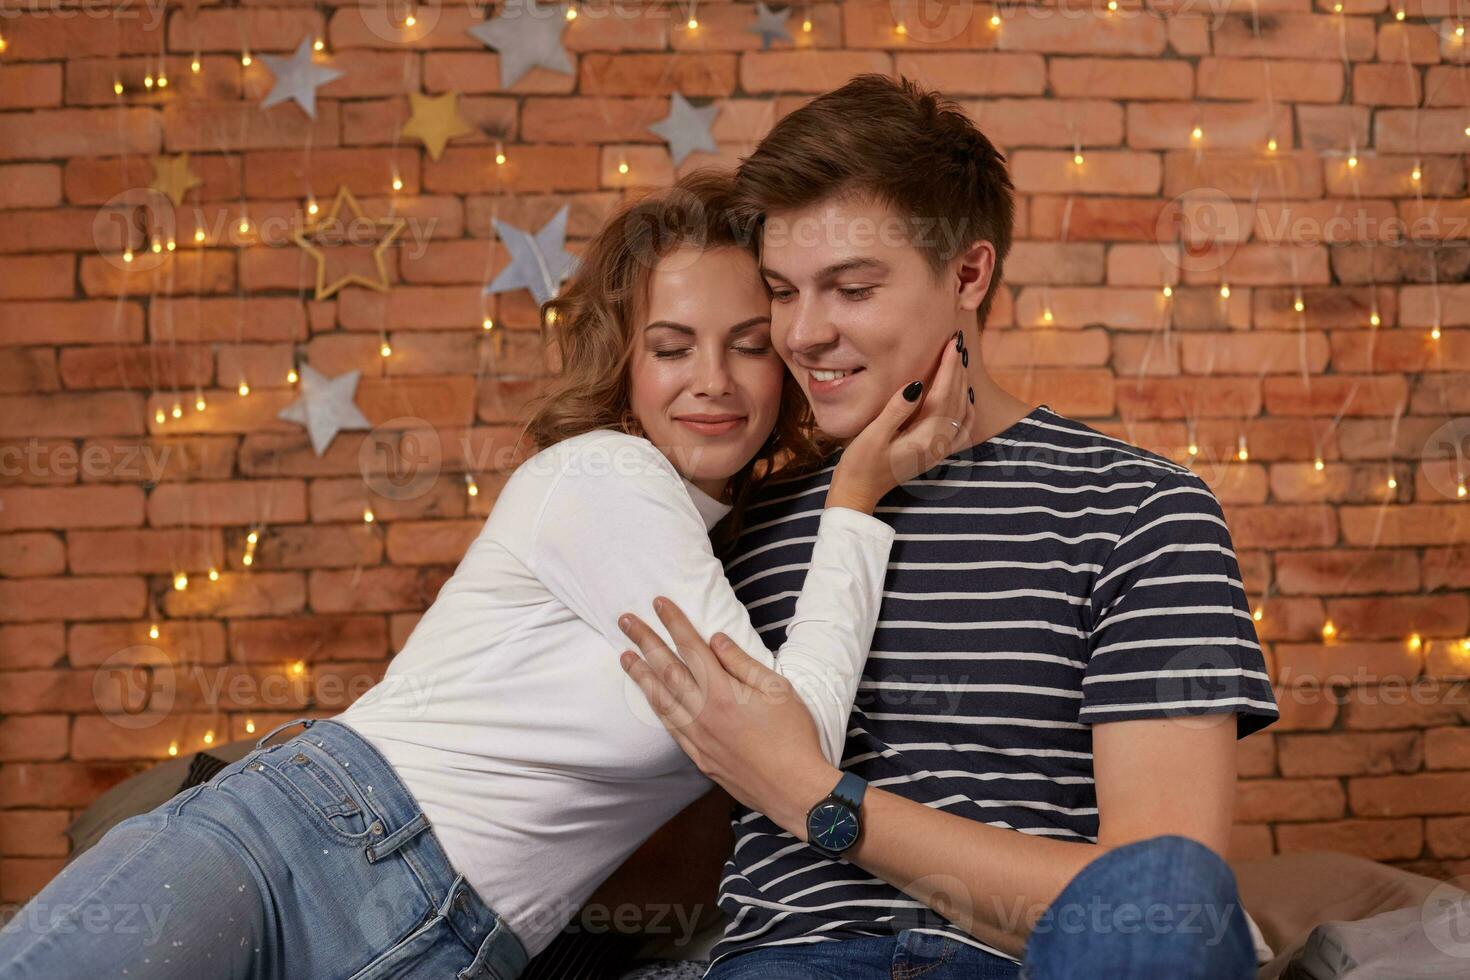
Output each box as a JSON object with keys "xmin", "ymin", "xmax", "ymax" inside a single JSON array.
[{"xmin": 0, "ymin": 171, "xmax": 971, "ymax": 980}]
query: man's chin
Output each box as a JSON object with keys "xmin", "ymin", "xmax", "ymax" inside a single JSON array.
[{"xmin": 809, "ymin": 405, "xmax": 875, "ymax": 443}]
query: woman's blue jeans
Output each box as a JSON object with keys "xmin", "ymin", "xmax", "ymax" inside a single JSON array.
[
  {"xmin": 708, "ymin": 835, "xmax": 1256, "ymax": 980},
  {"xmin": 0, "ymin": 717, "xmax": 529, "ymax": 980}
]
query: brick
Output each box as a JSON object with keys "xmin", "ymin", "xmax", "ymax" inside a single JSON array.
[
  {"xmin": 0, "ymin": 624, "xmax": 65, "ymax": 671},
  {"xmin": 0, "ymin": 109, "xmax": 160, "ymax": 162},
  {"xmin": 309, "ymin": 566, "xmax": 452, "ymax": 613},
  {"xmin": 1277, "ymin": 732, "xmax": 1423, "ymax": 776},
  {"xmin": 0, "ymin": 532, "xmax": 65, "ymax": 578},
  {"xmin": 1276, "ymin": 818, "xmax": 1424, "ymax": 860},
  {"xmin": 0, "ymin": 810, "xmax": 72, "ymax": 857},
  {"xmin": 897, "ymin": 52, "xmax": 1046, "ymax": 95},
  {"xmin": 1351, "ymin": 773, "xmax": 1470, "ymax": 816},
  {"xmin": 740, "ymin": 50, "xmax": 892, "ymax": 93},
  {"xmin": 1342, "ymin": 504, "xmax": 1470, "ymax": 546},
  {"xmin": 580, "ymin": 53, "xmax": 737, "ymax": 96},
  {"xmin": 1011, "ymin": 150, "xmax": 1162, "ymax": 195},
  {"xmin": 0, "ymin": 485, "xmax": 146, "ymax": 531},
  {"xmin": 1276, "ymin": 549, "xmax": 1420, "ymax": 596},
  {"xmin": 1213, "ymin": 13, "xmax": 1375, "ymax": 60},
  {"xmin": 996, "ymin": 11, "xmax": 1168, "ymax": 55},
  {"xmin": 146, "ymin": 480, "xmax": 307, "ymax": 527},
  {"xmin": 1325, "ymin": 595, "xmax": 1470, "ymax": 641},
  {"xmin": 1426, "ymin": 728, "xmax": 1470, "ymax": 769},
  {"xmin": 229, "ymin": 615, "xmax": 388, "ymax": 663},
  {"xmin": 0, "ymin": 577, "xmax": 146, "ymax": 623},
  {"xmin": 68, "ymin": 620, "xmax": 226, "ymax": 668},
  {"xmin": 1198, "ymin": 58, "xmax": 1345, "ymax": 103},
  {"xmin": 1236, "ymin": 777, "xmax": 1345, "ymax": 822},
  {"xmin": 1051, "ymin": 57, "xmax": 1193, "ymax": 100},
  {"xmin": 1128, "ymin": 101, "xmax": 1293, "ymax": 151}
]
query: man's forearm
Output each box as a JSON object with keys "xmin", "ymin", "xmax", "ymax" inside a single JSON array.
[{"xmin": 773, "ymin": 762, "xmax": 1106, "ymax": 959}]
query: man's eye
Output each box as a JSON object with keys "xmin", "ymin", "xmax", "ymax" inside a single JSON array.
[
  {"xmin": 769, "ymin": 289, "xmax": 796, "ymax": 303},
  {"xmin": 839, "ymin": 286, "xmax": 875, "ymax": 300}
]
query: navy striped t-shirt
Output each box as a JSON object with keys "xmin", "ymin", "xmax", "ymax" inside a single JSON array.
[{"xmin": 707, "ymin": 404, "xmax": 1279, "ymax": 968}]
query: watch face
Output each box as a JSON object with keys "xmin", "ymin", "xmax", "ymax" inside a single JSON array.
[{"xmin": 808, "ymin": 800, "xmax": 859, "ymax": 853}]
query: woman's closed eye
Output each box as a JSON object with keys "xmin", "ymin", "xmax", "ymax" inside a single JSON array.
[{"xmin": 652, "ymin": 345, "xmax": 772, "ymax": 359}]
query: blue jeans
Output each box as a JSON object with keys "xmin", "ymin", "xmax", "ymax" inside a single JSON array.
[
  {"xmin": 0, "ymin": 718, "xmax": 529, "ymax": 980},
  {"xmin": 708, "ymin": 835, "xmax": 1255, "ymax": 980}
]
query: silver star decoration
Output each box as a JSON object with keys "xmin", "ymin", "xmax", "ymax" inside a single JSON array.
[
  {"xmin": 277, "ymin": 364, "xmax": 372, "ymax": 456},
  {"xmin": 260, "ymin": 37, "xmax": 344, "ymax": 119},
  {"xmin": 649, "ymin": 92, "xmax": 720, "ymax": 167},
  {"xmin": 746, "ymin": 2, "xmax": 792, "ymax": 50},
  {"xmin": 485, "ymin": 205, "xmax": 578, "ymax": 306},
  {"xmin": 466, "ymin": 0, "xmax": 574, "ymax": 89}
]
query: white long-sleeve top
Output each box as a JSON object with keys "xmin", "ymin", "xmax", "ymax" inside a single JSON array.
[{"xmin": 336, "ymin": 428, "xmax": 895, "ymax": 956}]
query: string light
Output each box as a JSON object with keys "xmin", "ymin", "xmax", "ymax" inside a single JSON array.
[
  {"xmin": 194, "ymin": 228, "xmax": 205, "ymax": 243},
  {"xmin": 245, "ymin": 719, "xmax": 257, "ymax": 734},
  {"xmin": 482, "ymin": 316, "xmax": 495, "ymax": 331},
  {"xmin": 989, "ymin": 12, "xmax": 1001, "ymax": 27},
  {"xmin": 1321, "ymin": 619, "xmax": 1337, "ymax": 642},
  {"xmin": 241, "ymin": 49, "xmax": 252, "ymax": 67},
  {"xmin": 123, "ymin": 248, "xmax": 134, "ymax": 263},
  {"xmin": 307, "ymin": 196, "xmax": 319, "ymax": 217},
  {"xmin": 894, "ymin": 20, "xmax": 906, "ymax": 35},
  {"xmin": 191, "ymin": 56, "xmax": 201, "ymax": 74},
  {"xmin": 313, "ymin": 37, "xmax": 325, "ymax": 50},
  {"xmin": 380, "ymin": 339, "xmax": 393, "ymax": 357},
  {"xmin": 1459, "ymin": 479, "xmax": 1467, "ymax": 498},
  {"xmin": 465, "ymin": 473, "xmax": 479, "ymax": 497},
  {"xmin": 495, "ymin": 141, "xmax": 507, "ymax": 166},
  {"xmin": 149, "ymin": 622, "xmax": 160, "ymax": 640},
  {"xmin": 565, "ymin": 3, "xmax": 577, "ymax": 19},
  {"xmin": 1219, "ymin": 283, "xmax": 1231, "ymax": 298},
  {"xmin": 1073, "ymin": 150, "xmax": 1084, "ymax": 166},
  {"xmin": 1411, "ymin": 160, "xmax": 1422, "ymax": 183},
  {"xmin": 1408, "ymin": 633, "xmax": 1422, "ymax": 652},
  {"xmin": 1187, "ymin": 440, "xmax": 1198, "ymax": 456},
  {"xmin": 114, "ymin": 79, "xmax": 124, "ymax": 96},
  {"xmin": 238, "ymin": 216, "xmax": 250, "ymax": 234},
  {"xmin": 287, "ymin": 366, "xmax": 298, "ymax": 383},
  {"xmin": 173, "ymin": 571, "xmax": 189, "ymax": 591},
  {"xmin": 363, "ymin": 507, "xmax": 375, "ymax": 523},
  {"xmin": 238, "ymin": 379, "xmax": 251, "ymax": 396},
  {"xmin": 1190, "ymin": 124, "xmax": 1203, "ymax": 142},
  {"xmin": 1314, "ymin": 456, "xmax": 1324, "ymax": 471},
  {"xmin": 208, "ymin": 567, "xmax": 220, "ymax": 581},
  {"xmin": 170, "ymin": 402, "xmax": 182, "ymax": 419},
  {"xmin": 290, "ymin": 660, "xmax": 306, "ymax": 676},
  {"xmin": 155, "ymin": 407, "xmax": 166, "ymax": 425},
  {"xmin": 618, "ymin": 158, "xmax": 629, "ymax": 174},
  {"xmin": 203, "ymin": 730, "xmax": 215, "ymax": 745},
  {"xmin": 1252, "ymin": 607, "xmax": 1263, "ymax": 623},
  {"xmin": 157, "ymin": 71, "xmax": 167, "ymax": 88},
  {"xmin": 1369, "ymin": 308, "xmax": 1381, "ymax": 327},
  {"xmin": 150, "ymin": 238, "xmax": 162, "ymax": 254},
  {"xmin": 166, "ymin": 238, "xmax": 176, "ymax": 251},
  {"xmin": 803, "ymin": 16, "xmax": 813, "ymax": 32},
  {"xmin": 1395, "ymin": 4, "xmax": 1405, "ymax": 18},
  {"xmin": 0, "ymin": 31, "xmax": 7, "ymax": 53},
  {"xmin": 1431, "ymin": 322, "xmax": 1442, "ymax": 341},
  {"xmin": 195, "ymin": 392, "xmax": 207, "ymax": 412},
  {"xmin": 392, "ymin": 171, "xmax": 403, "ymax": 192},
  {"xmin": 1387, "ymin": 474, "xmax": 1398, "ymax": 490},
  {"xmin": 247, "ymin": 530, "xmax": 259, "ymax": 545},
  {"xmin": 145, "ymin": 73, "xmax": 154, "ymax": 90},
  {"xmin": 1347, "ymin": 153, "xmax": 1358, "ymax": 169},
  {"xmin": 1266, "ymin": 136, "xmax": 1278, "ymax": 153},
  {"xmin": 1236, "ymin": 434, "xmax": 1249, "ymax": 461},
  {"xmin": 404, "ymin": 6, "xmax": 417, "ymax": 27},
  {"xmin": 1041, "ymin": 307, "xmax": 1053, "ymax": 323},
  {"xmin": 1293, "ymin": 293, "xmax": 1305, "ymax": 313},
  {"xmin": 1162, "ymin": 284, "xmax": 1173, "ymax": 298},
  {"xmin": 1107, "ymin": 0, "xmax": 1118, "ymax": 10},
  {"xmin": 169, "ymin": 742, "xmax": 179, "ymax": 757}
]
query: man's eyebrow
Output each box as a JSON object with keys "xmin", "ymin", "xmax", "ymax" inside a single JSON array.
[
  {"xmin": 760, "ymin": 258, "xmax": 890, "ymax": 283},
  {"xmin": 642, "ymin": 316, "xmax": 771, "ymax": 336}
]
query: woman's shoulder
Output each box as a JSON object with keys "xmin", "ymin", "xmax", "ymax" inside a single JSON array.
[{"xmin": 511, "ymin": 427, "xmax": 680, "ymax": 495}]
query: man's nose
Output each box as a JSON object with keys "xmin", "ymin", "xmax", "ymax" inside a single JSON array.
[{"xmin": 784, "ymin": 297, "xmax": 839, "ymax": 354}]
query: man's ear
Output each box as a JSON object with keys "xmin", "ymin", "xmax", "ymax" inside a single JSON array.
[{"xmin": 954, "ymin": 240, "xmax": 996, "ymax": 312}]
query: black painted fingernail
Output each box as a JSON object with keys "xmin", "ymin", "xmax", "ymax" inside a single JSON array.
[
  {"xmin": 954, "ymin": 331, "xmax": 964, "ymax": 352},
  {"xmin": 968, "ymin": 386, "xmax": 975, "ymax": 404},
  {"xmin": 961, "ymin": 349, "xmax": 969, "ymax": 367},
  {"xmin": 903, "ymin": 380, "xmax": 924, "ymax": 402}
]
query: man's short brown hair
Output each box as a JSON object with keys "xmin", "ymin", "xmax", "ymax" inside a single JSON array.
[{"xmin": 733, "ymin": 74, "xmax": 1015, "ymax": 328}]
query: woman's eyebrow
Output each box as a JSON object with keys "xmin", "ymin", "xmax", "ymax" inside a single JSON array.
[{"xmin": 643, "ymin": 317, "xmax": 771, "ymax": 336}]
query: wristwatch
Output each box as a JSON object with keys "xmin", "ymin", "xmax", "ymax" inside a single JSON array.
[{"xmin": 805, "ymin": 772, "xmax": 867, "ymax": 859}]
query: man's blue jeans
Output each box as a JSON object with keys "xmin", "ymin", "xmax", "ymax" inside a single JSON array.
[
  {"xmin": 0, "ymin": 718, "xmax": 528, "ymax": 980},
  {"xmin": 706, "ymin": 835, "xmax": 1256, "ymax": 980}
]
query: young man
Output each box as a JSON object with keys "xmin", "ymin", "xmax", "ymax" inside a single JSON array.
[{"xmin": 615, "ymin": 75, "xmax": 1278, "ymax": 979}]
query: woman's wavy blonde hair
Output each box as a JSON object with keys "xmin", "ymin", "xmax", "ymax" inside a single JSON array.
[{"xmin": 519, "ymin": 169, "xmax": 839, "ymax": 555}]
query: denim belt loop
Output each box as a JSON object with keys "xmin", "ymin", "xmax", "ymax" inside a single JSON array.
[
  {"xmin": 364, "ymin": 811, "xmax": 431, "ymax": 864},
  {"xmin": 253, "ymin": 716, "xmax": 314, "ymax": 750}
]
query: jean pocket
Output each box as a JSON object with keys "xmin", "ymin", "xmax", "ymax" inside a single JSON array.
[{"xmin": 255, "ymin": 741, "xmax": 375, "ymax": 842}]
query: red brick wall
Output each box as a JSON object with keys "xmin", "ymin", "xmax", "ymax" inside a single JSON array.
[{"xmin": 1, "ymin": 0, "xmax": 1469, "ymax": 904}]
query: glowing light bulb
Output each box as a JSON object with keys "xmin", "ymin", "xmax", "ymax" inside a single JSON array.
[
  {"xmin": 144, "ymin": 74, "xmax": 154, "ymax": 89},
  {"xmin": 1322, "ymin": 619, "xmax": 1337, "ymax": 641},
  {"xmin": 195, "ymin": 394, "xmax": 206, "ymax": 411},
  {"xmin": 123, "ymin": 249, "xmax": 134, "ymax": 263},
  {"xmin": 1348, "ymin": 154, "xmax": 1358, "ymax": 169},
  {"xmin": 307, "ymin": 197, "xmax": 319, "ymax": 216},
  {"xmin": 290, "ymin": 660, "xmax": 306, "ymax": 676},
  {"xmin": 287, "ymin": 367, "xmax": 298, "ymax": 383},
  {"xmin": 1187, "ymin": 442, "xmax": 1199, "ymax": 456},
  {"xmin": 1073, "ymin": 151, "xmax": 1084, "ymax": 166},
  {"xmin": 241, "ymin": 51, "xmax": 252, "ymax": 67},
  {"xmin": 1408, "ymin": 633, "xmax": 1422, "ymax": 651},
  {"xmin": 1370, "ymin": 310, "xmax": 1381, "ymax": 327},
  {"xmin": 1219, "ymin": 283, "xmax": 1231, "ymax": 299},
  {"xmin": 203, "ymin": 730, "xmax": 215, "ymax": 745},
  {"xmin": 1458, "ymin": 23, "xmax": 1466, "ymax": 37},
  {"xmin": 155, "ymin": 408, "xmax": 166, "ymax": 425},
  {"xmin": 392, "ymin": 174, "xmax": 403, "ymax": 191},
  {"xmin": 495, "ymin": 148, "xmax": 507, "ymax": 166},
  {"xmin": 804, "ymin": 17, "xmax": 814, "ymax": 31},
  {"xmin": 238, "ymin": 380, "xmax": 250, "ymax": 396},
  {"xmin": 894, "ymin": 21, "xmax": 905, "ymax": 35},
  {"xmin": 171, "ymin": 402, "xmax": 182, "ymax": 419},
  {"xmin": 1432, "ymin": 324, "xmax": 1442, "ymax": 340},
  {"xmin": 1162, "ymin": 284, "xmax": 1173, "ymax": 298},
  {"xmin": 1190, "ymin": 125, "xmax": 1203, "ymax": 141},
  {"xmin": 565, "ymin": 5, "xmax": 577, "ymax": 18},
  {"xmin": 166, "ymin": 239, "xmax": 176, "ymax": 251},
  {"xmin": 114, "ymin": 80, "xmax": 124, "ymax": 95},
  {"xmin": 0, "ymin": 32, "xmax": 7, "ymax": 53},
  {"xmin": 363, "ymin": 507, "xmax": 375, "ymax": 523},
  {"xmin": 1387, "ymin": 474, "xmax": 1398, "ymax": 490},
  {"xmin": 245, "ymin": 719, "xmax": 257, "ymax": 734},
  {"xmin": 1294, "ymin": 295, "xmax": 1305, "ymax": 313},
  {"xmin": 1236, "ymin": 435, "xmax": 1249, "ymax": 462},
  {"xmin": 191, "ymin": 58, "xmax": 201, "ymax": 73},
  {"xmin": 242, "ymin": 552, "xmax": 254, "ymax": 567},
  {"xmin": 1314, "ymin": 456, "xmax": 1324, "ymax": 471},
  {"xmin": 618, "ymin": 159, "xmax": 629, "ymax": 174},
  {"xmin": 208, "ymin": 567, "xmax": 219, "ymax": 581},
  {"xmin": 157, "ymin": 73, "xmax": 168, "ymax": 88},
  {"xmin": 173, "ymin": 572, "xmax": 189, "ymax": 591},
  {"xmin": 1459, "ymin": 480, "xmax": 1467, "ymax": 498},
  {"xmin": 465, "ymin": 474, "xmax": 479, "ymax": 497},
  {"xmin": 169, "ymin": 742, "xmax": 179, "ymax": 757},
  {"xmin": 404, "ymin": 11, "xmax": 416, "ymax": 27},
  {"xmin": 238, "ymin": 217, "xmax": 249, "ymax": 234},
  {"xmin": 1266, "ymin": 137, "xmax": 1278, "ymax": 153},
  {"xmin": 314, "ymin": 37, "xmax": 325, "ymax": 50},
  {"xmin": 482, "ymin": 316, "xmax": 494, "ymax": 331},
  {"xmin": 247, "ymin": 530, "xmax": 259, "ymax": 545},
  {"xmin": 1333, "ymin": 2, "xmax": 1341, "ymax": 10},
  {"xmin": 1107, "ymin": 0, "xmax": 1117, "ymax": 10},
  {"xmin": 150, "ymin": 238, "xmax": 162, "ymax": 254},
  {"xmin": 1041, "ymin": 308, "xmax": 1053, "ymax": 324},
  {"xmin": 194, "ymin": 228, "xmax": 205, "ymax": 243},
  {"xmin": 1411, "ymin": 162, "xmax": 1422, "ymax": 182},
  {"xmin": 149, "ymin": 622, "xmax": 160, "ymax": 640},
  {"xmin": 380, "ymin": 341, "xmax": 392, "ymax": 357},
  {"xmin": 1252, "ymin": 608, "xmax": 1263, "ymax": 623},
  {"xmin": 990, "ymin": 12, "xmax": 1001, "ymax": 26},
  {"xmin": 1395, "ymin": 6, "xmax": 1405, "ymax": 19}
]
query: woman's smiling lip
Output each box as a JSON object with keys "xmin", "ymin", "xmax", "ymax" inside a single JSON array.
[{"xmin": 674, "ymin": 414, "xmax": 747, "ymax": 435}]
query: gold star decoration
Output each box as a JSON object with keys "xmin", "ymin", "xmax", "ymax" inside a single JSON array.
[
  {"xmin": 292, "ymin": 186, "xmax": 406, "ymax": 301},
  {"xmin": 150, "ymin": 153, "xmax": 203, "ymax": 207},
  {"xmin": 400, "ymin": 91, "xmax": 477, "ymax": 162}
]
